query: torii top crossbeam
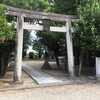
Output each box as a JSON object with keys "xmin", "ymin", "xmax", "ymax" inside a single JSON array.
[{"xmin": 6, "ymin": 6, "xmax": 78, "ymax": 22}]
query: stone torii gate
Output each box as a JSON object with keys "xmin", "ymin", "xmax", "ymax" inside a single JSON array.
[{"xmin": 6, "ymin": 6, "xmax": 78, "ymax": 83}]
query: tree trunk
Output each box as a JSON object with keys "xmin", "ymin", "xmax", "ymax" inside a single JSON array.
[
  {"xmin": 80, "ymin": 50, "xmax": 96, "ymax": 76},
  {"xmin": 80, "ymin": 49, "xmax": 89, "ymax": 76},
  {"xmin": 41, "ymin": 51, "xmax": 52, "ymax": 69},
  {"xmin": 0, "ymin": 44, "xmax": 10, "ymax": 77},
  {"xmin": 55, "ymin": 54, "xmax": 60, "ymax": 69},
  {"xmin": 41, "ymin": 58, "xmax": 52, "ymax": 69},
  {"xmin": 0, "ymin": 55, "xmax": 5, "ymax": 77},
  {"xmin": 74, "ymin": 47, "xmax": 80, "ymax": 76},
  {"xmin": 1, "ymin": 56, "xmax": 9, "ymax": 76},
  {"xmin": 64, "ymin": 37, "xmax": 69, "ymax": 73}
]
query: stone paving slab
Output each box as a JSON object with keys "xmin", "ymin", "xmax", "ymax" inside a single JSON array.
[
  {"xmin": 23, "ymin": 64, "xmax": 67, "ymax": 85},
  {"xmin": 22, "ymin": 64, "xmax": 96, "ymax": 86}
]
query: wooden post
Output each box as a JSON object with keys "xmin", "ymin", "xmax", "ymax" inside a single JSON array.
[
  {"xmin": 13, "ymin": 15, "xmax": 24, "ymax": 83},
  {"xmin": 65, "ymin": 20, "xmax": 74, "ymax": 77}
]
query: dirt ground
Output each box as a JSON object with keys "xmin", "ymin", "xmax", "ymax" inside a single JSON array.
[
  {"xmin": 0, "ymin": 83, "xmax": 100, "ymax": 100},
  {"xmin": 0, "ymin": 60, "xmax": 100, "ymax": 100},
  {"xmin": 0, "ymin": 71, "xmax": 37, "ymax": 91}
]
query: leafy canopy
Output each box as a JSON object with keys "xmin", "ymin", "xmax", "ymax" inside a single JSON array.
[
  {"xmin": 73, "ymin": 0, "xmax": 100, "ymax": 51},
  {"xmin": 0, "ymin": 0, "xmax": 78, "ymax": 14},
  {"xmin": 0, "ymin": 0, "xmax": 53, "ymax": 12},
  {"xmin": 0, "ymin": 4, "xmax": 14, "ymax": 40}
]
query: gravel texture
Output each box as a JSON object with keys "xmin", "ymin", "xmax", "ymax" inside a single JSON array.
[{"xmin": 0, "ymin": 84, "xmax": 100, "ymax": 100}]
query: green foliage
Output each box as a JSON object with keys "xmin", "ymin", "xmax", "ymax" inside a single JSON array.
[
  {"xmin": 0, "ymin": 0, "xmax": 78, "ymax": 14},
  {"xmin": 32, "ymin": 40, "xmax": 44, "ymax": 58},
  {"xmin": 23, "ymin": 30, "xmax": 32, "ymax": 51},
  {"xmin": 73, "ymin": 0, "xmax": 100, "ymax": 51},
  {"xmin": 54, "ymin": 0, "xmax": 78, "ymax": 15},
  {"xmin": 0, "ymin": 0, "xmax": 53, "ymax": 12},
  {"xmin": 0, "ymin": 4, "xmax": 14, "ymax": 40},
  {"xmin": 36, "ymin": 31, "xmax": 64, "ymax": 55}
]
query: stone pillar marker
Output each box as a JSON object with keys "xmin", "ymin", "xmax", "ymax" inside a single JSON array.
[
  {"xmin": 13, "ymin": 15, "xmax": 24, "ymax": 83},
  {"xmin": 65, "ymin": 20, "xmax": 74, "ymax": 77}
]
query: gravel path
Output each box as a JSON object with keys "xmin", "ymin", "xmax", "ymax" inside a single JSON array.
[{"xmin": 0, "ymin": 83, "xmax": 100, "ymax": 100}]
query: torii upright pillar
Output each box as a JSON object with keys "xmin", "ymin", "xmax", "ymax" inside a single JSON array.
[
  {"xmin": 13, "ymin": 15, "xmax": 24, "ymax": 83},
  {"xmin": 66, "ymin": 20, "xmax": 74, "ymax": 77}
]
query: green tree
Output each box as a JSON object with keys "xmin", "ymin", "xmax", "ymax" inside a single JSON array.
[
  {"xmin": 0, "ymin": 0, "xmax": 53, "ymax": 12},
  {"xmin": 23, "ymin": 30, "xmax": 32, "ymax": 58},
  {"xmin": 73, "ymin": 0, "xmax": 100, "ymax": 75},
  {"xmin": 0, "ymin": 4, "xmax": 15, "ymax": 76},
  {"xmin": 0, "ymin": 0, "xmax": 78, "ymax": 14},
  {"xmin": 0, "ymin": 4, "xmax": 14, "ymax": 40},
  {"xmin": 36, "ymin": 31, "xmax": 65, "ymax": 69},
  {"xmin": 54, "ymin": 0, "xmax": 78, "ymax": 15}
]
